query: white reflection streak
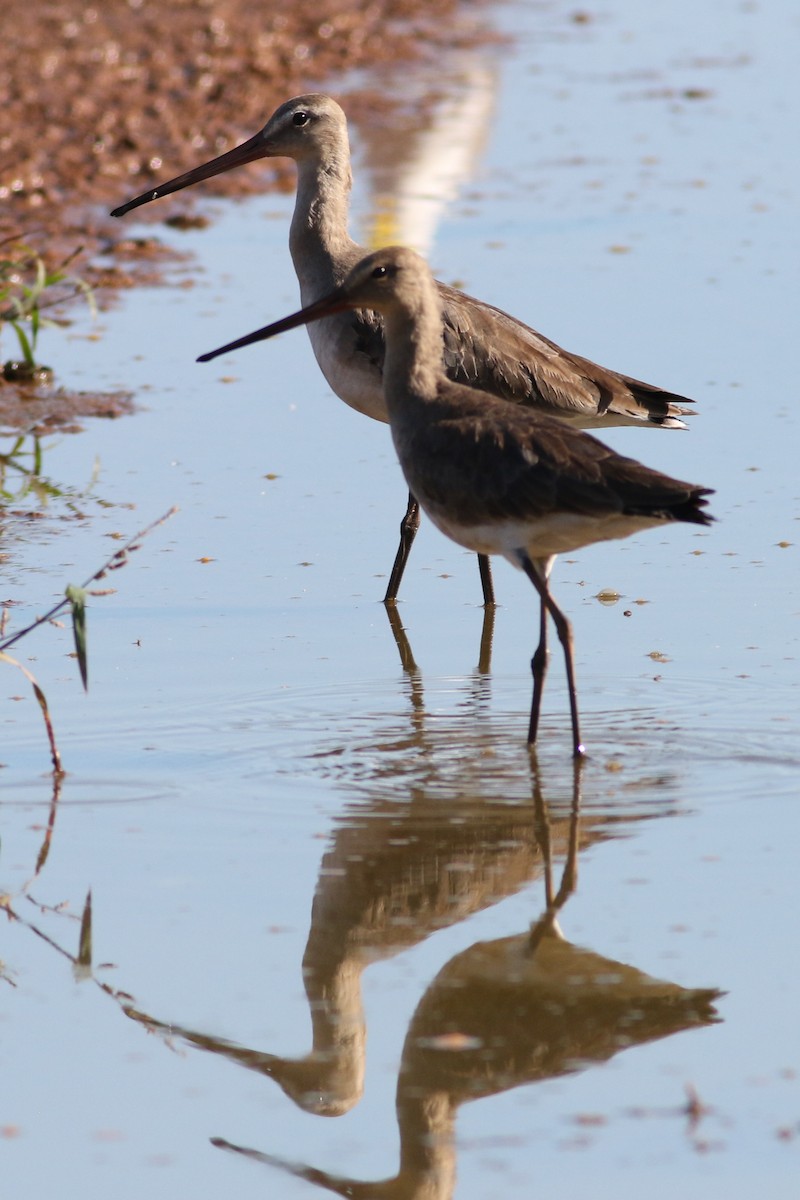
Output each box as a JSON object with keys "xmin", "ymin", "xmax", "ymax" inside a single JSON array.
[{"xmin": 356, "ymin": 57, "xmax": 498, "ymax": 256}]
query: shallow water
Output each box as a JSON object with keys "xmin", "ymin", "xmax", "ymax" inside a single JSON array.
[{"xmin": 2, "ymin": 1, "xmax": 799, "ymax": 1196}]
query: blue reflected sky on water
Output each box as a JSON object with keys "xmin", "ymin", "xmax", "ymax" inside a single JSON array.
[{"xmin": 2, "ymin": 1, "xmax": 799, "ymax": 1197}]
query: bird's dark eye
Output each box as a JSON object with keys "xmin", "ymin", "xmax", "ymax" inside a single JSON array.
[
  {"xmin": 371, "ymin": 266, "xmax": 388, "ymax": 280},
  {"xmin": 292, "ymin": 111, "xmax": 310, "ymax": 127}
]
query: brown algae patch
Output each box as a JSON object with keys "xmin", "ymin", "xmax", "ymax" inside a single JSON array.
[{"xmin": 0, "ymin": 379, "xmax": 135, "ymax": 435}]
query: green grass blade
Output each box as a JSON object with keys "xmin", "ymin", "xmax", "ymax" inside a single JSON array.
[
  {"xmin": 11, "ymin": 320, "xmax": 34, "ymax": 367},
  {"xmin": 77, "ymin": 889, "xmax": 93, "ymax": 968},
  {"xmin": 65, "ymin": 584, "xmax": 89, "ymax": 690}
]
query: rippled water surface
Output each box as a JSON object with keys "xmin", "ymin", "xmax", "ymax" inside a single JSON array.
[{"xmin": 2, "ymin": 1, "xmax": 799, "ymax": 1197}]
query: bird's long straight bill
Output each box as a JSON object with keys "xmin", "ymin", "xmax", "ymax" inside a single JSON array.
[
  {"xmin": 110, "ymin": 129, "xmax": 270, "ymax": 218},
  {"xmin": 197, "ymin": 290, "xmax": 349, "ymax": 363}
]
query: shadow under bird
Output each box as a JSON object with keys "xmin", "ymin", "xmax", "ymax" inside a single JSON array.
[
  {"xmin": 112, "ymin": 93, "xmax": 696, "ymax": 607},
  {"xmin": 197, "ymin": 245, "xmax": 714, "ymax": 756}
]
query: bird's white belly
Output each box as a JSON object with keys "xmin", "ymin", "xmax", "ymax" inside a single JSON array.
[
  {"xmin": 422, "ymin": 506, "xmax": 663, "ymax": 564},
  {"xmin": 306, "ymin": 317, "xmax": 387, "ymax": 423}
]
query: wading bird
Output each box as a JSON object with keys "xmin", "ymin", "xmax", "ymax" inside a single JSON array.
[
  {"xmin": 112, "ymin": 95, "xmax": 696, "ymax": 607},
  {"xmin": 197, "ymin": 246, "xmax": 714, "ymax": 755}
]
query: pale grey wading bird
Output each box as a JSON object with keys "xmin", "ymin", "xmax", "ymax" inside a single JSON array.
[
  {"xmin": 196, "ymin": 246, "xmax": 714, "ymax": 756},
  {"xmin": 111, "ymin": 94, "xmax": 696, "ymax": 607}
]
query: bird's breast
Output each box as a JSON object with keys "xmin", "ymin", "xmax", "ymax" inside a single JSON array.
[{"xmin": 305, "ymin": 314, "xmax": 387, "ymax": 423}]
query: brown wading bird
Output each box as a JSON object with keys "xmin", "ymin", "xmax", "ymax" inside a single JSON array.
[
  {"xmin": 196, "ymin": 246, "xmax": 714, "ymax": 756},
  {"xmin": 112, "ymin": 94, "xmax": 696, "ymax": 608}
]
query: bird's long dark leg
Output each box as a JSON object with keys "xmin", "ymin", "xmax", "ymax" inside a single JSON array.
[
  {"xmin": 477, "ymin": 554, "xmax": 496, "ymax": 608},
  {"xmin": 527, "ymin": 597, "xmax": 549, "ymax": 746},
  {"xmin": 384, "ymin": 491, "xmax": 421, "ymax": 605},
  {"xmin": 384, "ymin": 494, "xmax": 496, "ymax": 609},
  {"xmin": 519, "ymin": 554, "xmax": 584, "ymax": 758}
]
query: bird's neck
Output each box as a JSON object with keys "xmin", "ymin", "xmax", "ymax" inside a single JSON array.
[
  {"xmin": 382, "ymin": 291, "xmax": 444, "ymax": 411},
  {"xmin": 290, "ymin": 154, "xmax": 359, "ymax": 299}
]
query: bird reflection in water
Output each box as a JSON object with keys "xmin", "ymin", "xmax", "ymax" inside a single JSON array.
[
  {"xmin": 127, "ymin": 759, "xmax": 571, "ymax": 1114},
  {"xmin": 126, "ymin": 761, "xmax": 720, "ymax": 1199}
]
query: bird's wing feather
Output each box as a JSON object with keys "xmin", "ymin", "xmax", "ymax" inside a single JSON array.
[
  {"xmin": 399, "ymin": 385, "xmax": 711, "ymax": 527},
  {"xmin": 437, "ymin": 283, "xmax": 694, "ymax": 426}
]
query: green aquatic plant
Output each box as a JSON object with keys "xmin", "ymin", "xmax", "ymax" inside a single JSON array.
[{"xmin": 0, "ymin": 238, "xmax": 96, "ymax": 380}]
